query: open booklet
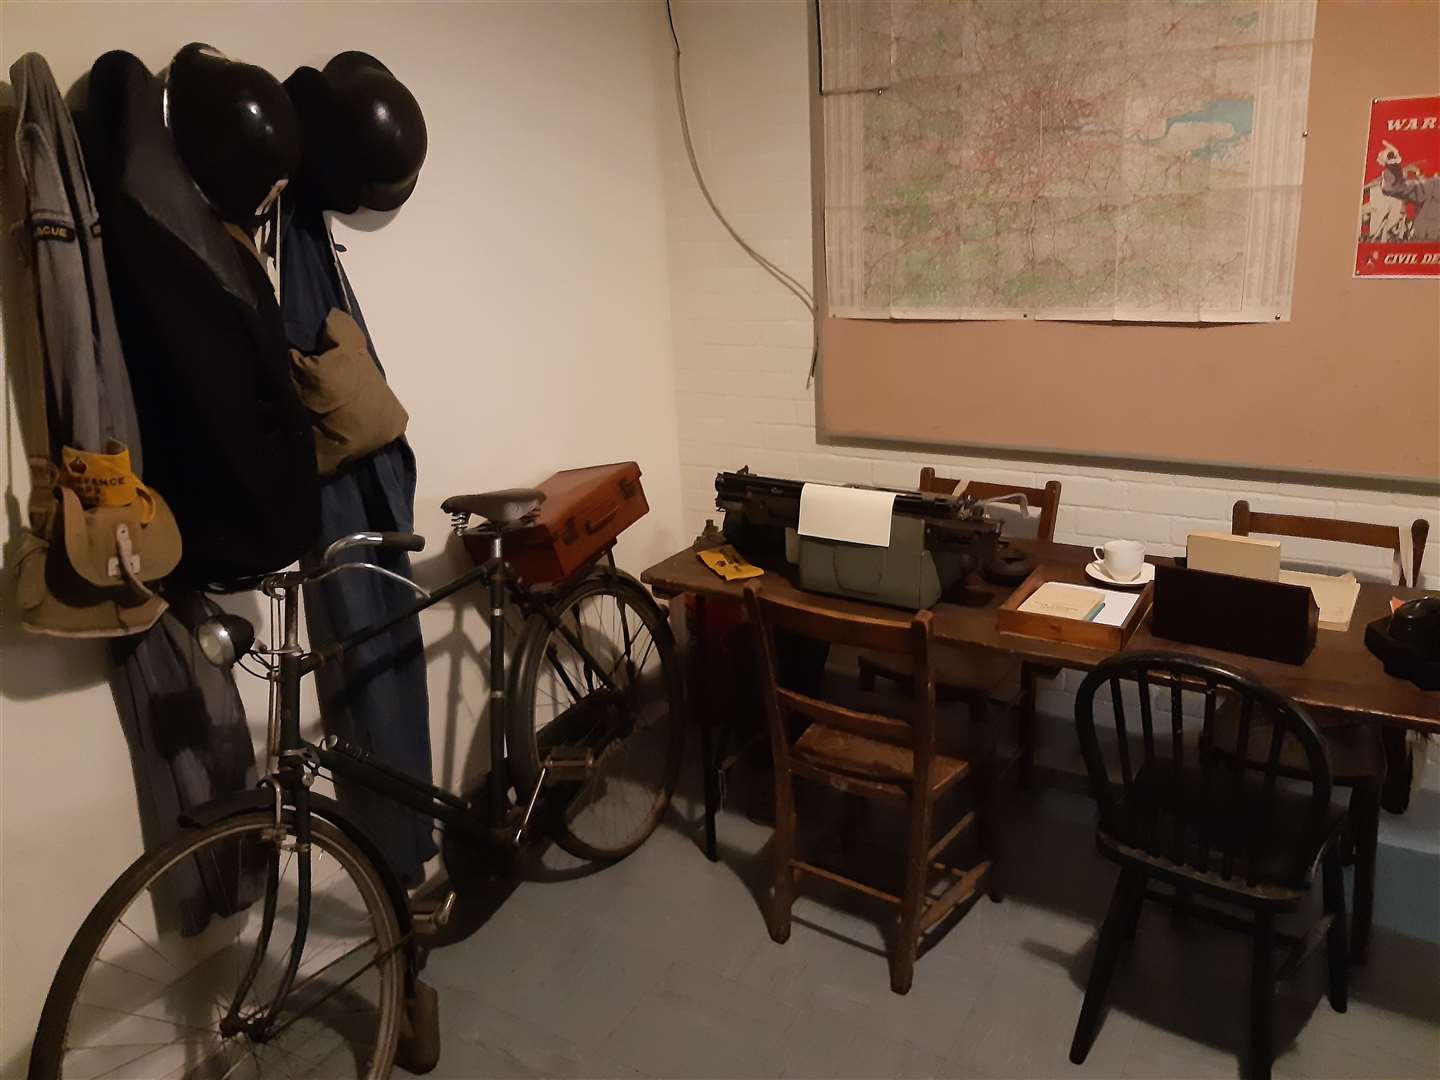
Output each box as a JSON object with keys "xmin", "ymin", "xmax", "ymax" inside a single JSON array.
[{"xmin": 1017, "ymin": 582, "xmax": 1142, "ymax": 627}]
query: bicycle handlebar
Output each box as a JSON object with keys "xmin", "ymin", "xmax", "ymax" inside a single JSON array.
[{"xmin": 322, "ymin": 531, "xmax": 427, "ymax": 565}]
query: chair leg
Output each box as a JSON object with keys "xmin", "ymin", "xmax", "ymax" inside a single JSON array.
[
  {"xmin": 1322, "ymin": 841, "xmax": 1350, "ymax": 1013},
  {"xmin": 856, "ymin": 655, "xmax": 877, "ymax": 692},
  {"xmin": 889, "ymin": 794, "xmax": 931, "ymax": 995},
  {"xmin": 1070, "ymin": 867, "xmax": 1143, "ymax": 1064},
  {"xmin": 981, "ymin": 763, "xmax": 1004, "ymax": 904},
  {"xmin": 1123, "ymin": 876, "xmax": 1147, "ymax": 939},
  {"xmin": 970, "ymin": 697, "xmax": 1004, "ymax": 902},
  {"xmin": 770, "ymin": 770, "xmax": 796, "ymax": 945},
  {"xmin": 1251, "ymin": 911, "xmax": 1275, "ymax": 1080},
  {"xmin": 1349, "ymin": 780, "xmax": 1380, "ymax": 966}
]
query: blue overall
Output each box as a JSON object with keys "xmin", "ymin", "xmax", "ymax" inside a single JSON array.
[{"xmin": 280, "ymin": 205, "xmax": 437, "ymax": 887}]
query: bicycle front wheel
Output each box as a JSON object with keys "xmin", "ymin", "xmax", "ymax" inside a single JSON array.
[
  {"xmin": 508, "ymin": 569, "xmax": 685, "ymax": 862},
  {"xmin": 30, "ymin": 811, "xmax": 403, "ymax": 1080}
]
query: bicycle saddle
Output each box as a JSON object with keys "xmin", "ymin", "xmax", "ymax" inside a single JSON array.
[{"xmin": 442, "ymin": 488, "xmax": 545, "ymax": 524}]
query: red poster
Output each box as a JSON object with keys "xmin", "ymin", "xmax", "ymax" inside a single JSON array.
[{"xmin": 1355, "ymin": 94, "xmax": 1440, "ymax": 278}]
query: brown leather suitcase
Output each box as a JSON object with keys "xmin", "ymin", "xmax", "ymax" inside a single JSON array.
[{"xmin": 474, "ymin": 462, "xmax": 648, "ymax": 585}]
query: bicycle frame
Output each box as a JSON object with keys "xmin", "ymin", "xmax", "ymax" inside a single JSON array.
[{"xmin": 226, "ymin": 530, "xmax": 628, "ymax": 1038}]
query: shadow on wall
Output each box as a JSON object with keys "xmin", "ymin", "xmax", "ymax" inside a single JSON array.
[{"xmin": 415, "ymin": 531, "xmax": 499, "ymax": 795}]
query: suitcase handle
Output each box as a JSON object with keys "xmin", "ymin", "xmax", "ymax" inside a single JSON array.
[{"xmin": 584, "ymin": 507, "xmax": 619, "ymax": 535}]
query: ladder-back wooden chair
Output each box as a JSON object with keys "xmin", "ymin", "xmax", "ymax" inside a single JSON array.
[
  {"xmin": 1225, "ymin": 499, "xmax": 1431, "ymax": 962},
  {"xmin": 744, "ymin": 583, "xmax": 999, "ymax": 995},
  {"xmin": 857, "ymin": 469, "xmax": 1064, "ymax": 784},
  {"xmin": 1070, "ymin": 652, "xmax": 1348, "ymax": 1080},
  {"xmin": 1232, "ymin": 500, "xmax": 1429, "ymax": 587}
]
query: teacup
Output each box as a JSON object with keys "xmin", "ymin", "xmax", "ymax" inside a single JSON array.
[{"xmin": 1094, "ymin": 539, "xmax": 1145, "ymax": 582}]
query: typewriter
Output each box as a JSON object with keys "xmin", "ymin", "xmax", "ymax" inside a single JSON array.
[{"xmin": 714, "ymin": 467, "xmax": 1001, "ymax": 609}]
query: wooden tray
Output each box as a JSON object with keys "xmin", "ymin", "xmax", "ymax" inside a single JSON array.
[{"xmin": 997, "ymin": 563, "xmax": 1153, "ymax": 650}]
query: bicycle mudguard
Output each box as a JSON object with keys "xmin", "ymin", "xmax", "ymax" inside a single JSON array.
[{"xmin": 178, "ymin": 788, "xmax": 417, "ymax": 955}]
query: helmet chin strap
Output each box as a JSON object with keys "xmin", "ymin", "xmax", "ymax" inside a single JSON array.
[
  {"xmin": 256, "ymin": 187, "xmax": 285, "ymax": 298},
  {"xmin": 254, "ymin": 176, "xmax": 287, "ymax": 219}
]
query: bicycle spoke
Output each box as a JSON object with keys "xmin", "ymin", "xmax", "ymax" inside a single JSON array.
[
  {"xmin": 116, "ymin": 918, "xmax": 183, "ymax": 978},
  {"xmin": 609, "ymin": 625, "xmax": 652, "ymax": 684},
  {"xmin": 543, "ymin": 645, "xmax": 585, "ymax": 706},
  {"xmin": 93, "ymin": 955, "xmax": 167, "ymax": 987},
  {"xmin": 634, "ymin": 632, "xmax": 658, "ymax": 677},
  {"xmin": 67, "ymin": 1002, "xmax": 222, "ymax": 1037},
  {"xmin": 264, "ymin": 939, "xmax": 397, "ymax": 1043},
  {"xmin": 51, "ymin": 817, "xmax": 400, "ymax": 1080},
  {"xmin": 218, "ymin": 1043, "xmax": 256, "ymax": 1080},
  {"xmin": 275, "ymin": 936, "xmax": 379, "ymax": 1020},
  {"xmin": 576, "ymin": 602, "xmax": 596, "ymax": 692}
]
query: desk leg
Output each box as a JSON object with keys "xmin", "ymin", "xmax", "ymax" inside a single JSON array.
[
  {"xmin": 1018, "ymin": 664, "xmax": 1037, "ymax": 790},
  {"xmin": 690, "ymin": 593, "xmax": 721, "ymax": 862}
]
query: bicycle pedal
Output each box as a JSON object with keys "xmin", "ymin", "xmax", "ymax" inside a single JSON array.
[
  {"xmin": 410, "ymin": 889, "xmax": 457, "ymax": 935},
  {"xmin": 541, "ymin": 748, "xmax": 595, "ymax": 783}
]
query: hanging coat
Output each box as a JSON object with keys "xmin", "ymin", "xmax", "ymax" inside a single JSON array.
[
  {"xmin": 110, "ymin": 592, "xmax": 263, "ymax": 936},
  {"xmin": 79, "ymin": 51, "xmax": 319, "ymax": 588},
  {"xmin": 9, "ymin": 52, "xmax": 142, "ymax": 468},
  {"xmin": 281, "ymin": 203, "xmax": 437, "ymax": 887},
  {"xmin": 8, "ymin": 53, "xmax": 178, "ymax": 637}
]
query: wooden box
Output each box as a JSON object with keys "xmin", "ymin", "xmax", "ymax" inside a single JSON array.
[
  {"xmin": 1151, "ymin": 563, "xmax": 1317, "ymax": 665},
  {"xmin": 472, "ymin": 462, "xmax": 648, "ymax": 585},
  {"xmin": 997, "ymin": 564, "xmax": 1153, "ymax": 650}
]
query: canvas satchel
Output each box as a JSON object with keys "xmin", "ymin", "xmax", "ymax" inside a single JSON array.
[
  {"xmin": 57, "ymin": 444, "xmax": 181, "ymax": 592},
  {"xmin": 290, "ymin": 308, "xmax": 408, "ymax": 475},
  {"xmin": 17, "ymin": 443, "xmax": 181, "ymax": 638}
]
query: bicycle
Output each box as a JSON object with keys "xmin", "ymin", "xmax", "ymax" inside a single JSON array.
[{"xmin": 29, "ymin": 485, "xmax": 686, "ymax": 1079}]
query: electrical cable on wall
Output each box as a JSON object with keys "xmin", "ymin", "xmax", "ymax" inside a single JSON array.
[{"xmin": 666, "ymin": 0, "xmax": 821, "ymax": 386}]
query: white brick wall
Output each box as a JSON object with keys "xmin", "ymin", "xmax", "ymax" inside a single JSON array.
[
  {"xmin": 657, "ymin": 0, "xmax": 1438, "ymax": 595},
  {"xmin": 655, "ymin": 0, "xmax": 1440, "ymax": 844}
]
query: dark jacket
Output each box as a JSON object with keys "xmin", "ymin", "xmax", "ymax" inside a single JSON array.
[{"xmin": 80, "ymin": 51, "xmax": 319, "ymax": 588}]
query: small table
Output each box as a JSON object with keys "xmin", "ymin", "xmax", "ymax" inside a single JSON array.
[{"xmin": 643, "ymin": 538, "xmax": 1439, "ymax": 859}]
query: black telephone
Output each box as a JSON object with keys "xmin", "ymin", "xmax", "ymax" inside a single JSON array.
[{"xmin": 1365, "ymin": 596, "xmax": 1440, "ymax": 690}]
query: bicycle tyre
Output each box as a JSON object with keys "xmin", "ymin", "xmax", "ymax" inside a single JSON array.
[
  {"xmin": 507, "ymin": 568, "xmax": 685, "ymax": 862},
  {"xmin": 29, "ymin": 811, "xmax": 403, "ymax": 1080}
]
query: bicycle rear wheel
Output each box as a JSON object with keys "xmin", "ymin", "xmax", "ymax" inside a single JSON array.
[
  {"xmin": 29, "ymin": 811, "xmax": 403, "ymax": 1080},
  {"xmin": 508, "ymin": 569, "xmax": 685, "ymax": 862}
]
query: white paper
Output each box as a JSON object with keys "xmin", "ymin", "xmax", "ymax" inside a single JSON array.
[
  {"xmin": 1091, "ymin": 590, "xmax": 1142, "ymax": 628},
  {"xmin": 798, "ymin": 484, "xmax": 896, "ymax": 548},
  {"xmin": 1278, "ymin": 569, "xmax": 1360, "ymax": 630}
]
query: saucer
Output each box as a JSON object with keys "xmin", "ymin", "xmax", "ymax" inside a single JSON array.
[{"xmin": 1085, "ymin": 560, "xmax": 1154, "ymax": 588}]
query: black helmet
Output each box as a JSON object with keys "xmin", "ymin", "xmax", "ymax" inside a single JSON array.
[
  {"xmin": 166, "ymin": 43, "xmax": 300, "ymax": 223},
  {"xmin": 284, "ymin": 52, "xmax": 426, "ymax": 213}
]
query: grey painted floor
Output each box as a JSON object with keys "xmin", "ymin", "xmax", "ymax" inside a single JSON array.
[{"xmin": 417, "ymin": 756, "xmax": 1440, "ymax": 1080}]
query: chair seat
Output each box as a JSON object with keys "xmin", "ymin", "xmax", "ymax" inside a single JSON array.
[
  {"xmin": 1102, "ymin": 760, "xmax": 1345, "ymax": 897},
  {"xmin": 440, "ymin": 487, "xmax": 545, "ymax": 524},
  {"xmin": 793, "ymin": 723, "xmax": 971, "ymax": 795},
  {"xmin": 1208, "ymin": 699, "xmax": 1385, "ymax": 783},
  {"xmin": 858, "ymin": 644, "xmax": 1022, "ymax": 701}
]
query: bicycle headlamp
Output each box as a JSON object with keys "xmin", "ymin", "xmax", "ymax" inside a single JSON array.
[{"xmin": 196, "ymin": 613, "xmax": 256, "ymax": 667}]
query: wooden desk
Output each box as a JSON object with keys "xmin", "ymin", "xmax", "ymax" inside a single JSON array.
[{"xmin": 643, "ymin": 539, "xmax": 1438, "ymax": 859}]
